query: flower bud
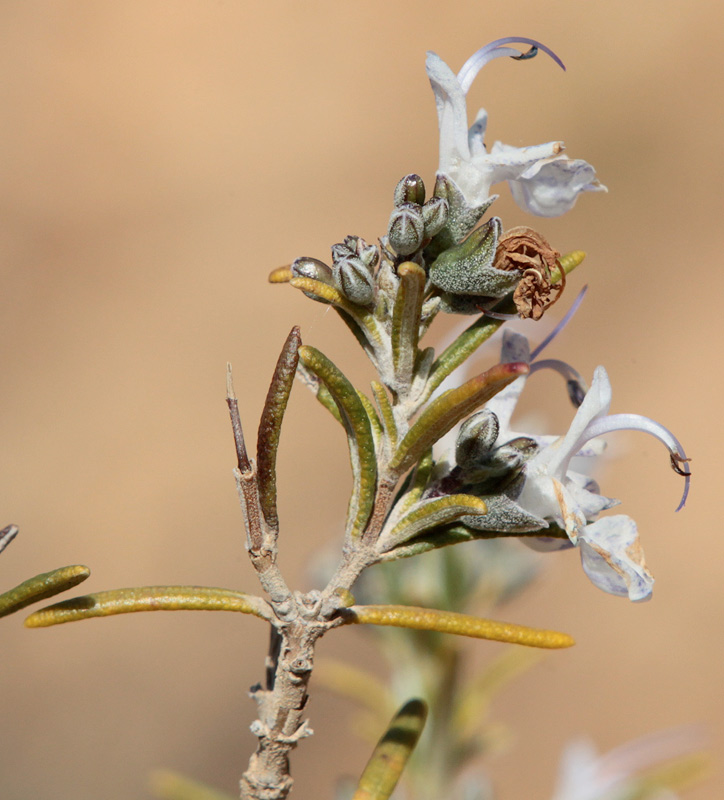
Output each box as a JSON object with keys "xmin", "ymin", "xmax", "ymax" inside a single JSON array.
[
  {"xmin": 422, "ymin": 196, "xmax": 449, "ymax": 238},
  {"xmin": 388, "ymin": 203, "xmax": 425, "ymax": 256},
  {"xmin": 393, "ymin": 174, "xmax": 426, "ymax": 207},
  {"xmin": 331, "ymin": 242, "xmax": 353, "ymax": 262},
  {"xmin": 485, "ymin": 437, "xmax": 538, "ymax": 476},
  {"xmin": 291, "ymin": 256, "xmax": 335, "ymax": 302},
  {"xmin": 291, "ymin": 256, "xmax": 333, "ymax": 284},
  {"xmin": 456, "ymin": 410, "xmax": 500, "ymax": 470},
  {"xmin": 344, "ymin": 235, "xmax": 379, "ymax": 269},
  {"xmin": 333, "ymin": 256, "xmax": 375, "ymax": 306}
]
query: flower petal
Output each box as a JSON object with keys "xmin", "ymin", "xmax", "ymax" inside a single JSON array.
[
  {"xmin": 508, "ymin": 153, "xmax": 607, "ymax": 217},
  {"xmin": 578, "ymin": 516, "xmax": 654, "ymax": 602}
]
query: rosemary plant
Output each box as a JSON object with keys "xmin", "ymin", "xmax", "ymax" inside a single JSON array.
[{"xmin": 6, "ymin": 38, "xmax": 691, "ymax": 800}]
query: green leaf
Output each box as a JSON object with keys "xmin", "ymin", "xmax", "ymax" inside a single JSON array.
[
  {"xmin": 298, "ymin": 346, "xmax": 378, "ymax": 538},
  {"xmin": 351, "ymin": 699, "xmax": 428, "ymax": 800},
  {"xmin": 390, "ymin": 261, "xmax": 426, "ymax": 389},
  {"xmin": 24, "ymin": 585, "xmax": 270, "ymax": 628},
  {"xmin": 0, "ymin": 564, "xmax": 90, "ymax": 619},
  {"xmin": 380, "ymin": 520, "xmax": 566, "ymax": 561},
  {"xmin": 426, "ymin": 314, "xmax": 506, "ymax": 399},
  {"xmin": 256, "ymin": 326, "xmax": 301, "ymax": 530},
  {"xmin": 371, "ymin": 381, "xmax": 397, "ymax": 450},
  {"xmin": 289, "ymin": 277, "xmax": 384, "ymax": 352},
  {"xmin": 342, "ymin": 604, "xmax": 574, "ymax": 649},
  {"xmin": 381, "ymin": 494, "xmax": 487, "ymax": 551},
  {"xmin": 390, "ymin": 362, "xmax": 528, "ymax": 474}
]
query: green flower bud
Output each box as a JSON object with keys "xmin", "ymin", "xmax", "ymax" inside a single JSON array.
[
  {"xmin": 421, "ymin": 196, "xmax": 449, "ymax": 238},
  {"xmin": 456, "ymin": 410, "xmax": 500, "ymax": 470},
  {"xmin": 333, "ymin": 256, "xmax": 375, "ymax": 306},
  {"xmin": 393, "ymin": 174, "xmax": 426, "ymax": 207},
  {"xmin": 291, "ymin": 256, "xmax": 333, "ymax": 283},
  {"xmin": 484, "ymin": 437, "xmax": 538, "ymax": 477},
  {"xmin": 331, "ymin": 242, "xmax": 353, "ymax": 262},
  {"xmin": 388, "ymin": 203, "xmax": 425, "ymax": 256},
  {"xmin": 344, "ymin": 235, "xmax": 379, "ymax": 269}
]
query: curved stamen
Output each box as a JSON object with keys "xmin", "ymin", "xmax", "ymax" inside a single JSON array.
[
  {"xmin": 457, "ymin": 37, "xmax": 566, "ymax": 95},
  {"xmin": 567, "ymin": 413, "xmax": 691, "ymax": 512},
  {"xmin": 530, "ymin": 358, "xmax": 588, "ymax": 406},
  {"xmin": 530, "ymin": 285, "xmax": 588, "ymax": 360}
]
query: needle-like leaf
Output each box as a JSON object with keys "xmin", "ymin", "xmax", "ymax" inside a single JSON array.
[
  {"xmin": 0, "ymin": 564, "xmax": 90, "ymax": 619},
  {"xmin": 391, "ymin": 362, "xmax": 528, "ymax": 474},
  {"xmin": 381, "ymin": 494, "xmax": 488, "ymax": 551},
  {"xmin": 342, "ymin": 604, "xmax": 574, "ymax": 648},
  {"xmin": 390, "ymin": 262, "xmax": 426, "ymax": 390},
  {"xmin": 24, "ymin": 586, "xmax": 271, "ymax": 628},
  {"xmin": 298, "ymin": 346, "xmax": 377, "ymax": 538},
  {"xmin": 351, "ymin": 699, "xmax": 428, "ymax": 800},
  {"xmin": 256, "ymin": 326, "xmax": 301, "ymax": 530}
]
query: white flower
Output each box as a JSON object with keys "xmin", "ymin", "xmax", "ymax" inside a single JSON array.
[
  {"xmin": 550, "ymin": 727, "xmax": 703, "ymax": 800},
  {"xmin": 487, "ymin": 325, "xmax": 690, "ymax": 602},
  {"xmin": 426, "ymin": 38, "xmax": 606, "ymax": 216}
]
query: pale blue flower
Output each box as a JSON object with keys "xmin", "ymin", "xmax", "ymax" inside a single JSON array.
[
  {"xmin": 550, "ymin": 727, "xmax": 703, "ymax": 800},
  {"xmin": 426, "ymin": 38, "xmax": 606, "ymax": 216},
  {"xmin": 488, "ymin": 324, "xmax": 689, "ymax": 601}
]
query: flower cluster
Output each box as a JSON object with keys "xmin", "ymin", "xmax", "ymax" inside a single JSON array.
[{"xmin": 271, "ymin": 36, "xmax": 689, "ymax": 606}]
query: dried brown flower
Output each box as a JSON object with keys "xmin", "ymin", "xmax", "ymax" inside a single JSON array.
[{"xmin": 493, "ymin": 226, "xmax": 565, "ymax": 320}]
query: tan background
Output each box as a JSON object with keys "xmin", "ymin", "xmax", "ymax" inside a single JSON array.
[{"xmin": 0, "ymin": 2, "xmax": 721, "ymax": 798}]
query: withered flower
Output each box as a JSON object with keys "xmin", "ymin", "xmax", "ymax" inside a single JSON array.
[{"xmin": 493, "ymin": 226, "xmax": 564, "ymax": 319}]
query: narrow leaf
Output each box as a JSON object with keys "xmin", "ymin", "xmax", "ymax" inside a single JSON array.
[
  {"xmin": 151, "ymin": 770, "xmax": 236, "ymax": 800},
  {"xmin": 426, "ymin": 316, "xmax": 504, "ymax": 399},
  {"xmin": 371, "ymin": 381, "xmax": 397, "ymax": 449},
  {"xmin": 298, "ymin": 346, "xmax": 377, "ymax": 538},
  {"xmin": 343, "ymin": 604, "xmax": 574, "ymax": 649},
  {"xmin": 268, "ymin": 266, "xmax": 293, "ymax": 283},
  {"xmin": 357, "ymin": 390, "xmax": 384, "ymax": 449},
  {"xmin": 391, "ymin": 362, "xmax": 528, "ymax": 474},
  {"xmin": 381, "ymin": 494, "xmax": 488, "ymax": 550},
  {"xmin": 390, "ymin": 262, "xmax": 426, "ymax": 388},
  {"xmin": 390, "ymin": 449, "xmax": 433, "ymax": 520},
  {"xmin": 552, "ymin": 249, "xmax": 586, "ymax": 283},
  {"xmin": 352, "ymin": 699, "xmax": 428, "ymax": 800},
  {"xmin": 296, "ymin": 360, "xmax": 344, "ymax": 423},
  {"xmin": 0, "ymin": 565, "xmax": 90, "ymax": 619},
  {"xmin": 289, "ymin": 276, "xmax": 352, "ymax": 309},
  {"xmin": 380, "ymin": 521, "xmax": 567, "ymax": 561},
  {"xmin": 24, "ymin": 586, "xmax": 271, "ymax": 628},
  {"xmin": 256, "ymin": 326, "xmax": 301, "ymax": 530}
]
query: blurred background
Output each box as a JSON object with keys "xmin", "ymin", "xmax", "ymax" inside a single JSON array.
[{"xmin": 0, "ymin": 2, "xmax": 721, "ymax": 798}]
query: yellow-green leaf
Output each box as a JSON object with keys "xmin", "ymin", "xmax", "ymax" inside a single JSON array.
[
  {"xmin": 0, "ymin": 564, "xmax": 90, "ymax": 619},
  {"xmin": 343, "ymin": 604, "xmax": 574, "ymax": 649},
  {"xmin": 298, "ymin": 346, "xmax": 377, "ymax": 538},
  {"xmin": 256, "ymin": 326, "xmax": 301, "ymax": 530},
  {"xmin": 352, "ymin": 699, "xmax": 428, "ymax": 800},
  {"xmin": 390, "ymin": 262, "xmax": 426, "ymax": 388},
  {"xmin": 24, "ymin": 586, "xmax": 270, "ymax": 628},
  {"xmin": 391, "ymin": 362, "xmax": 528, "ymax": 474},
  {"xmin": 382, "ymin": 494, "xmax": 487, "ymax": 550}
]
